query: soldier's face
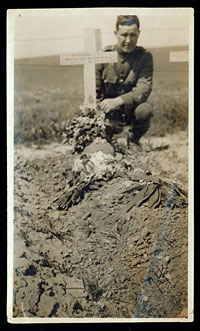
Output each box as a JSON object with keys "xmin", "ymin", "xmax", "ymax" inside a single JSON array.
[{"xmin": 115, "ymin": 24, "xmax": 140, "ymax": 53}]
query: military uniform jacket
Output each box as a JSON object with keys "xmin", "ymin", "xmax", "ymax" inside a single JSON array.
[{"xmin": 96, "ymin": 45, "xmax": 153, "ymax": 112}]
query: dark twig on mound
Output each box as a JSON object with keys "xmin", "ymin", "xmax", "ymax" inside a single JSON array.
[{"xmin": 54, "ymin": 182, "xmax": 88, "ymax": 210}]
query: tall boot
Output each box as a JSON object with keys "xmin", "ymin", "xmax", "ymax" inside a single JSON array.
[{"xmin": 128, "ymin": 115, "xmax": 152, "ymax": 145}]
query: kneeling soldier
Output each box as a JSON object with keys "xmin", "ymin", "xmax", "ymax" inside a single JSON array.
[{"xmin": 96, "ymin": 15, "xmax": 153, "ymax": 145}]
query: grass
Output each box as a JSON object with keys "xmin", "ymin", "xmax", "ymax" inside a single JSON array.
[
  {"xmin": 148, "ymin": 89, "xmax": 188, "ymax": 137},
  {"xmin": 14, "ymin": 66, "xmax": 188, "ymax": 145},
  {"xmin": 14, "ymin": 95, "xmax": 80, "ymax": 145}
]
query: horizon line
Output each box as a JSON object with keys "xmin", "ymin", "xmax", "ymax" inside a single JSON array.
[{"xmin": 14, "ymin": 44, "xmax": 189, "ymax": 61}]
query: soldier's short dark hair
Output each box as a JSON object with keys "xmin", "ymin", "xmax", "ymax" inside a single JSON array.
[{"xmin": 116, "ymin": 15, "xmax": 140, "ymax": 30}]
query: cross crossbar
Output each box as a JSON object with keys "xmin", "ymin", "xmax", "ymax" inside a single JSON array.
[{"xmin": 60, "ymin": 52, "xmax": 118, "ymax": 66}]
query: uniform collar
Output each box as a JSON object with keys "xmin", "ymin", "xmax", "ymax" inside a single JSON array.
[{"xmin": 115, "ymin": 45, "xmax": 138, "ymax": 61}]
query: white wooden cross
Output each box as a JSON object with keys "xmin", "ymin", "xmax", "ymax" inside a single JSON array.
[{"xmin": 60, "ymin": 29, "xmax": 118, "ymax": 109}]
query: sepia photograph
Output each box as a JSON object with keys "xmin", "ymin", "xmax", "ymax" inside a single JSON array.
[{"xmin": 7, "ymin": 7, "xmax": 194, "ymax": 322}]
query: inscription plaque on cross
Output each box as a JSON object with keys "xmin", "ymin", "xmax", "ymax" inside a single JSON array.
[{"xmin": 60, "ymin": 29, "xmax": 118, "ymax": 109}]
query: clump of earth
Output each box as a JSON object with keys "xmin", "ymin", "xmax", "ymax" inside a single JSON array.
[{"xmin": 13, "ymin": 106, "xmax": 188, "ymax": 318}]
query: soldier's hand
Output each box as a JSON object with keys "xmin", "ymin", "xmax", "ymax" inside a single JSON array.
[{"xmin": 100, "ymin": 97, "xmax": 124, "ymax": 113}]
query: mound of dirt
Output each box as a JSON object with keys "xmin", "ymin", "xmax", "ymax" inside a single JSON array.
[{"xmin": 13, "ymin": 133, "xmax": 188, "ymax": 319}]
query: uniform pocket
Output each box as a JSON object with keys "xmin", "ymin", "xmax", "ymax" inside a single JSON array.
[{"xmin": 102, "ymin": 65, "xmax": 118, "ymax": 84}]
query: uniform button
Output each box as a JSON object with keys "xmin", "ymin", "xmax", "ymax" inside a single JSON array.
[
  {"xmin": 119, "ymin": 79, "xmax": 124, "ymax": 83},
  {"xmin": 104, "ymin": 79, "xmax": 107, "ymax": 83}
]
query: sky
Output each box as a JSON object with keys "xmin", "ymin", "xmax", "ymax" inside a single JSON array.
[{"xmin": 10, "ymin": 8, "xmax": 193, "ymax": 59}]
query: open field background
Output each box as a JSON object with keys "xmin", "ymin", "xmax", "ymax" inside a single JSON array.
[{"xmin": 14, "ymin": 46, "xmax": 189, "ymax": 145}]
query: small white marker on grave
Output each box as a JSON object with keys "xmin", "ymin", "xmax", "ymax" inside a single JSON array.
[
  {"xmin": 169, "ymin": 50, "xmax": 189, "ymax": 62},
  {"xmin": 60, "ymin": 29, "xmax": 118, "ymax": 109}
]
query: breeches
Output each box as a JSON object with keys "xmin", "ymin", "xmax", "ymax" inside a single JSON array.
[{"xmin": 106, "ymin": 102, "xmax": 153, "ymax": 138}]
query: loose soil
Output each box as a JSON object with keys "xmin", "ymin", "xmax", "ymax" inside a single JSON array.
[{"xmin": 13, "ymin": 131, "xmax": 188, "ymax": 319}]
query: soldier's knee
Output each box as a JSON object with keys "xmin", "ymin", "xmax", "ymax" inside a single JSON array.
[{"xmin": 135, "ymin": 102, "xmax": 153, "ymax": 121}]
